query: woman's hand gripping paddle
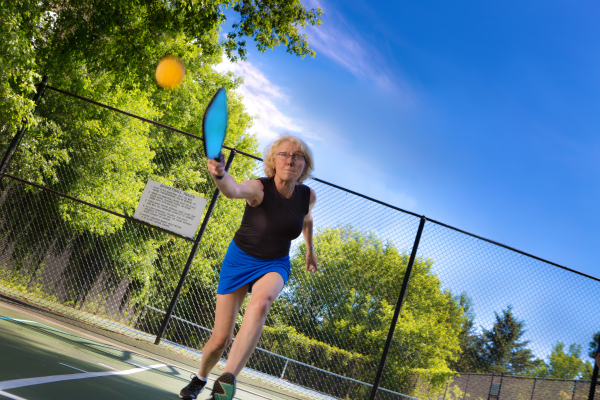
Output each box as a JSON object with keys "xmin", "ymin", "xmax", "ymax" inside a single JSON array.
[{"xmin": 203, "ymin": 88, "xmax": 228, "ymax": 179}]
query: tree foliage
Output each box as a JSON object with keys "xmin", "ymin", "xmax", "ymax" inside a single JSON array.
[
  {"xmin": 451, "ymin": 307, "xmax": 596, "ymax": 382},
  {"xmin": 448, "ymin": 294, "xmax": 487, "ymax": 373},
  {"xmin": 0, "ymin": 0, "xmax": 43, "ymax": 143},
  {"xmin": 533, "ymin": 342, "xmax": 593, "ymax": 379},
  {"xmin": 4, "ymin": 2, "xmax": 598, "ymax": 397},
  {"xmin": 588, "ymin": 331, "xmax": 600, "ymax": 360},
  {"xmin": 1, "ymin": 0, "xmax": 321, "ymax": 314},
  {"xmin": 1, "ymin": 67, "xmax": 258, "ymax": 307},
  {"xmin": 479, "ymin": 307, "xmax": 540, "ymax": 375},
  {"xmin": 1, "ymin": 0, "xmax": 322, "ymax": 150},
  {"xmin": 272, "ymin": 226, "xmax": 468, "ymax": 393},
  {"xmin": 451, "ymin": 306, "xmax": 542, "ymax": 375}
]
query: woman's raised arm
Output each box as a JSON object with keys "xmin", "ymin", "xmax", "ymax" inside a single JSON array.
[{"xmin": 208, "ymin": 158, "xmax": 263, "ymax": 205}]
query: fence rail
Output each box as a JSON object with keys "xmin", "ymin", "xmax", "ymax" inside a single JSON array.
[
  {"xmin": 139, "ymin": 304, "xmax": 418, "ymax": 399},
  {"xmin": 1, "ymin": 79, "xmax": 599, "ymax": 400},
  {"xmin": 435, "ymin": 372, "xmax": 599, "ymax": 400}
]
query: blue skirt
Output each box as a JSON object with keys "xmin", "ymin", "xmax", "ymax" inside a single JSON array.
[{"xmin": 217, "ymin": 240, "xmax": 291, "ymax": 295}]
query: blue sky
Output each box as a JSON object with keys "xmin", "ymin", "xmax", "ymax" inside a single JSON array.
[
  {"xmin": 217, "ymin": 0, "xmax": 600, "ymax": 285},
  {"xmin": 211, "ymin": 0, "xmax": 600, "ymax": 363}
]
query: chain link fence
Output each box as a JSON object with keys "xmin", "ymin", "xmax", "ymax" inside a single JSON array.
[
  {"xmin": 429, "ymin": 372, "xmax": 595, "ymax": 400},
  {"xmin": 1, "ymin": 81, "xmax": 599, "ymax": 400}
]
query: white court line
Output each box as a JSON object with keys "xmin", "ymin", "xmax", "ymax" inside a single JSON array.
[
  {"xmin": 98, "ymin": 363, "xmax": 119, "ymax": 371},
  {"xmin": 0, "ymin": 390, "xmax": 28, "ymax": 400},
  {"xmin": 1, "ymin": 316, "xmax": 276, "ymax": 399},
  {"xmin": 124, "ymin": 360, "xmax": 146, "ymax": 368},
  {"xmin": 0, "ymin": 364, "xmax": 166, "ymax": 391},
  {"xmin": 58, "ymin": 363, "xmax": 87, "ymax": 373}
]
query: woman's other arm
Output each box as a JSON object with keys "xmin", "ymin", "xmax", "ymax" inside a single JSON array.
[{"xmin": 303, "ymin": 188, "xmax": 318, "ymax": 272}]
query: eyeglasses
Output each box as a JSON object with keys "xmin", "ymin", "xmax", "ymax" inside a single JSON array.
[{"xmin": 276, "ymin": 152, "xmax": 305, "ymax": 162}]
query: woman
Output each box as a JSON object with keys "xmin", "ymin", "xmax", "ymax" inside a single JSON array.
[{"xmin": 179, "ymin": 134, "xmax": 318, "ymax": 400}]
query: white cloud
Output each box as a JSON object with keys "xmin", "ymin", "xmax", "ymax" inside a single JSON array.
[
  {"xmin": 215, "ymin": 57, "xmax": 305, "ymax": 147},
  {"xmin": 302, "ymin": 0, "xmax": 395, "ymax": 88},
  {"xmin": 214, "ymin": 47, "xmax": 416, "ymax": 210}
]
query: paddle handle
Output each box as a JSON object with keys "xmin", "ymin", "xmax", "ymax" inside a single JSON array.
[{"xmin": 215, "ymin": 153, "xmax": 224, "ymax": 179}]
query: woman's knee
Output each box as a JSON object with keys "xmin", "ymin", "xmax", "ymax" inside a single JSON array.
[
  {"xmin": 247, "ymin": 294, "xmax": 275, "ymax": 316},
  {"xmin": 207, "ymin": 333, "xmax": 232, "ymax": 351}
]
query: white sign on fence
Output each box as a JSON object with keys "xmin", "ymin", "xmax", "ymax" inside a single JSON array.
[{"xmin": 134, "ymin": 180, "xmax": 207, "ymax": 238}]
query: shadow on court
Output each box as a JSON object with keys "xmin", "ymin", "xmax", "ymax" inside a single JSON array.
[
  {"xmin": 0, "ymin": 292, "xmax": 311, "ymax": 400},
  {"xmin": 0, "ymin": 314, "xmax": 193, "ymax": 400},
  {"xmin": 0, "ymin": 293, "xmax": 203, "ymax": 370}
]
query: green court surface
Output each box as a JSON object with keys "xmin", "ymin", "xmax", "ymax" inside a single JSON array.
[{"xmin": 0, "ymin": 295, "xmax": 311, "ymax": 400}]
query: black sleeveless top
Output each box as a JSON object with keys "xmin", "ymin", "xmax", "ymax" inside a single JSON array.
[{"xmin": 233, "ymin": 177, "xmax": 311, "ymax": 259}]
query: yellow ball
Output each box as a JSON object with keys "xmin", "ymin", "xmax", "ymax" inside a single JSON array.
[{"xmin": 155, "ymin": 56, "xmax": 185, "ymax": 89}]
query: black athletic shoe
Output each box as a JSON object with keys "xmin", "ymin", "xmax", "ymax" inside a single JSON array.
[
  {"xmin": 179, "ymin": 374, "xmax": 207, "ymax": 400},
  {"xmin": 206, "ymin": 373, "xmax": 236, "ymax": 400}
]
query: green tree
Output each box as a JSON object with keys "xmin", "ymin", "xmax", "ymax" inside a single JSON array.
[
  {"xmin": 0, "ymin": 67, "xmax": 258, "ymax": 310},
  {"xmin": 534, "ymin": 342, "xmax": 592, "ymax": 379},
  {"xmin": 1, "ymin": 0, "xmax": 322, "ymax": 157},
  {"xmin": 1, "ymin": 0, "xmax": 47, "ymax": 163},
  {"xmin": 589, "ymin": 332, "xmax": 600, "ymax": 360},
  {"xmin": 448, "ymin": 294, "xmax": 488, "ymax": 373},
  {"xmin": 480, "ymin": 307, "xmax": 539, "ymax": 375},
  {"xmin": 580, "ymin": 331, "xmax": 600, "ymax": 379},
  {"xmin": 1, "ymin": 0, "xmax": 322, "ymax": 322},
  {"xmin": 271, "ymin": 226, "xmax": 467, "ymax": 394}
]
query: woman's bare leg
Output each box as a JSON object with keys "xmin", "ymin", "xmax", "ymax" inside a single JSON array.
[
  {"xmin": 223, "ymin": 272, "xmax": 284, "ymax": 376},
  {"xmin": 197, "ymin": 284, "xmax": 248, "ymax": 377}
]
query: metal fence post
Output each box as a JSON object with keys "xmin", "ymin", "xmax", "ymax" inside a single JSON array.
[
  {"xmin": 155, "ymin": 149, "xmax": 237, "ymax": 345},
  {"xmin": 487, "ymin": 373, "xmax": 495, "ymax": 400},
  {"xmin": 0, "ymin": 76, "xmax": 49, "ymax": 178},
  {"xmin": 589, "ymin": 363, "xmax": 598, "ymax": 400},
  {"xmin": 134, "ymin": 305, "xmax": 148, "ymax": 329},
  {"xmin": 280, "ymin": 359, "xmax": 289, "ymax": 380},
  {"xmin": 497, "ymin": 373, "xmax": 504, "ymax": 399},
  {"xmin": 368, "ymin": 216, "xmax": 426, "ymax": 400}
]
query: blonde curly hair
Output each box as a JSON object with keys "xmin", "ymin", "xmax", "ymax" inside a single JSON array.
[{"xmin": 263, "ymin": 134, "xmax": 314, "ymax": 183}]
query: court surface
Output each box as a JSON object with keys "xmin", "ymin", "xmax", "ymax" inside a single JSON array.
[{"xmin": 0, "ymin": 294, "xmax": 314, "ymax": 400}]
